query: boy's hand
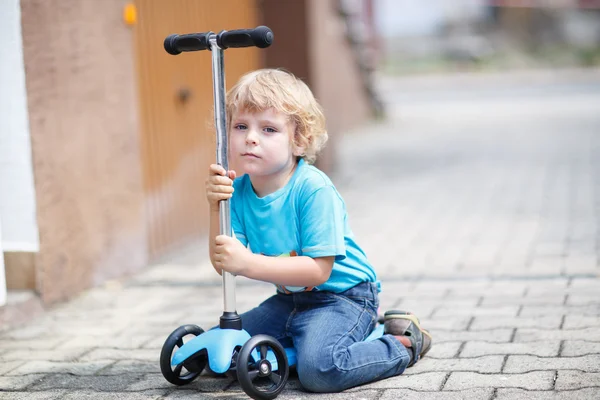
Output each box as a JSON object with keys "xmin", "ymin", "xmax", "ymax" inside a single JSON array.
[
  {"xmin": 214, "ymin": 235, "xmax": 252, "ymax": 276},
  {"xmin": 206, "ymin": 164, "xmax": 236, "ymax": 211}
]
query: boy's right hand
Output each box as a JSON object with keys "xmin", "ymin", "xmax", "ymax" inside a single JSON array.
[{"xmin": 206, "ymin": 164, "xmax": 237, "ymax": 211}]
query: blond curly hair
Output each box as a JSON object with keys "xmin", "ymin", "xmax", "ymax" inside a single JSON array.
[{"xmin": 226, "ymin": 69, "xmax": 328, "ymax": 164}]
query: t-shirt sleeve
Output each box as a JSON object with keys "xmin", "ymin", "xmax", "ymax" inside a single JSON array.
[{"xmin": 299, "ymin": 185, "xmax": 346, "ymax": 260}]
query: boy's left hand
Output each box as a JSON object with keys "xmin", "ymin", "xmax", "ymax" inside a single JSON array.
[{"xmin": 214, "ymin": 235, "xmax": 252, "ymax": 276}]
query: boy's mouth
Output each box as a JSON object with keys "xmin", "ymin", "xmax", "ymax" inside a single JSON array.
[{"xmin": 242, "ymin": 152, "xmax": 260, "ymax": 158}]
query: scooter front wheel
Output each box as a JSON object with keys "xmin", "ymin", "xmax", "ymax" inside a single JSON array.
[
  {"xmin": 237, "ymin": 334, "xmax": 289, "ymax": 400},
  {"xmin": 160, "ymin": 324, "xmax": 206, "ymax": 385}
]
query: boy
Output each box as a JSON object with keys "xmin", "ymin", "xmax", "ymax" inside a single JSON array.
[{"xmin": 205, "ymin": 69, "xmax": 431, "ymax": 392}]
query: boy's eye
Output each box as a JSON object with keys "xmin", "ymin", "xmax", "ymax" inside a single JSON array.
[
  {"xmin": 264, "ymin": 127, "xmax": 277, "ymax": 133},
  {"xmin": 234, "ymin": 124, "xmax": 247, "ymax": 130}
]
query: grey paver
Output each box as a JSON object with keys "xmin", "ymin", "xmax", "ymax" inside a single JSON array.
[
  {"xmin": 0, "ymin": 375, "xmax": 47, "ymax": 391},
  {"xmin": 404, "ymin": 355, "xmax": 504, "ymax": 374},
  {"xmin": 432, "ymin": 306, "xmax": 520, "ymax": 317},
  {"xmin": 428, "ymin": 329, "xmax": 513, "ymax": 343},
  {"xmin": 555, "ymin": 371, "xmax": 600, "ymax": 390},
  {"xmin": 352, "ymin": 372, "xmax": 447, "ymax": 390},
  {"xmin": 0, "ymin": 391, "xmax": 67, "ymax": 400},
  {"xmin": 519, "ymin": 305, "xmax": 600, "ymax": 317},
  {"xmin": 504, "ymin": 355, "xmax": 600, "ymax": 373},
  {"xmin": 514, "ymin": 328, "xmax": 600, "ymax": 342},
  {"xmin": 562, "ymin": 341, "xmax": 600, "ymax": 356},
  {"xmin": 0, "ymin": 348, "xmax": 88, "ymax": 362},
  {"xmin": 5, "ymin": 360, "xmax": 114, "ymax": 376},
  {"xmin": 460, "ymin": 341, "xmax": 561, "ymax": 357},
  {"xmin": 426, "ymin": 342, "xmax": 463, "ymax": 359},
  {"xmin": 496, "ymin": 388, "xmax": 600, "ymax": 399},
  {"xmin": 470, "ymin": 315, "xmax": 562, "ymax": 330},
  {"xmin": 61, "ymin": 391, "xmax": 168, "ymax": 399},
  {"xmin": 563, "ymin": 316, "xmax": 600, "ymax": 329},
  {"xmin": 27, "ymin": 374, "xmax": 146, "ymax": 391},
  {"xmin": 443, "ymin": 371, "xmax": 555, "ymax": 390},
  {"xmin": 128, "ymin": 374, "xmax": 231, "ymax": 392},
  {"xmin": 380, "ymin": 388, "xmax": 494, "ymax": 400}
]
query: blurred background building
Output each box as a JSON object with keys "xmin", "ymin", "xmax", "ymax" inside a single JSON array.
[{"xmin": 1, "ymin": 0, "xmax": 599, "ymax": 314}]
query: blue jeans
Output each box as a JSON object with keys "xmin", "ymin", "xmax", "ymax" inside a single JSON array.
[{"xmin": 240, "ymin": 282, "xmax": 411, "ymax": 393}]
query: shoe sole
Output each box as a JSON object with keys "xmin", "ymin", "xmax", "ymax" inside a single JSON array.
[{"xmin": 385, "ymin": 313, "xmax": 433, "ymax": 355}]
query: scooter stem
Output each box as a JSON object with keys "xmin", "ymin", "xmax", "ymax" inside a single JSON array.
[{"xmin": 209, "ymin": 36, "xmax": 240, "ymax": 329}]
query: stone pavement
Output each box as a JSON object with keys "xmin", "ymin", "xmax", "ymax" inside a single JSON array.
[{"xmin": 1, "ymin": 68, "xmax": 599, "ymax": 399}]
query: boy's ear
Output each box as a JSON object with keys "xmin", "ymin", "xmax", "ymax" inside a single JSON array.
[{"xmin": 292, "ymin": 143, "xmax": 305, "ymax": 157}]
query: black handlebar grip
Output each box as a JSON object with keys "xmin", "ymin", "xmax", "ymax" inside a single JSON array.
[
  {"xmin": 217, "ymin": 26, "xmax": 273, "ymax": 49},
  {"xmin": 164, "ymin": 32, "xmax": 213, "ymax": 55}
]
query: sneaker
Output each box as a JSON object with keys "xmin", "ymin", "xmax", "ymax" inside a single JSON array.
[{"xmin": 383, "ymin": 310, "xmax": 432, "ymax": 367}]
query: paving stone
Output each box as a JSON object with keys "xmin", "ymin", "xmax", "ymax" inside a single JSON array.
[
  {"xmin": 380, "ymin": 388, "xmax": 494, "ymax": 400},
  {"xmin": 420, "ymin": 317, "xmax": 472, "ymax": 331},
  {"xmin": 404, "ymin": 355, "xmax": 503, "ymax": 374},
  {"xmin": 470, "ymin": 315, "xmax": 562, "ymax": 330},
  {"xmin": 481, "ymin": 296, "xmax": 565, "ymax": 306},
  {"xmin": 0, "ymin": 375, "xmax": 47, "ymax": 391},
  {"xmin": 519, "ymin": 305, "xmax": 600, "ymax": 317},
  {"xmin": 55, "ymin": 334, "xmax": 153, "ymax": 350},
  {"xmin": 27, "ymin": 374, "xmax": 145, "ymax": 391},
  {"xmin": 496, "ymin": 388, "xmax": 600, "ymax": 399},
  {"xmin": 460, "ymin": 341, "xmax": 561, "ymax": 357},
  {"xmin": 433, "ymin": 306, "xmax": 519, "ymax": 317},
  {"xmin": 0, "ymin": 391, "xmax": 67, "ymax": 399},
  {"xmin": 0, "ymin": 348, "xmax": 88, "ymax": 362},
  {"xmin": 563, "ymin": 315, "xmax": 600, "ymax": 329},
  {"xmin": 443, "ymin": 371, "xmax": 554, "ymax": 390},
  {"xmin": 562, "ymin": 341, "xmax": 600, "ymax": 356},
  {"xmin": 61, "ymin": 390, "xmax": 168, "ymax": 399},
  {"xmin": 426, "ymin": 342, "xmax": 463, "ymax": 359},
  {"xmin": 428, "ymin": 329, "xmax": 513, "ymax": 343},
  {"xmin": 567, "ymin": 294, "xmax": 600, "ymax": 306},
  {"xmin": 352, "ymin": 372, "xmax": 447, "ymax": 390},
  {"xmin": 504, "ymin": 355, "xmax": 600, "ymax": 373},
  {"xmin": 78, "ymin": 348, "xmax": 158, "ymax": 362},
  {"xmin": 0, "ymin": 361, "xmax": 24, "ymax": 375},
  {"xmin": 570, "ymin": 278, "xmax": 600, "ymax": 290},
  {"xmin": 126, "ymin": 373, "xmax": 231, "ymax": 392},
  {"xmin": 555, "ymin": 371, "xmax": 600, "ymax": 390},
  {"xmin": 277, "ymin": 390, "xmax": 381, "ymax": 400},
  {"xmin": 0, "ymin": 338, "xmax": 64, "ymax": 350},
  {"xmin": 97, "ymin": 360, "xmax": 160, "ymax": 375},
  {"xmin": 514, "ymin": 328, "xmax": 600, "ymax": 342},
  {"xmin": 6, "ymin": 361, "xmax": 113, "ymax": 376}
]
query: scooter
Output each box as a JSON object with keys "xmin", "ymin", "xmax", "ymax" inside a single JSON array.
[{"xmin": 159, "ymin": 26, "xmax": 386, "ymax": 400}]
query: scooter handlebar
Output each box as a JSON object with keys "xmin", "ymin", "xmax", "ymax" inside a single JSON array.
[
  {"xmin": 217, "ymin": 26, "xmax": 273, "ymax": 49},
  {"xmin": 164, "ymin": 26, "xmax": 273, "ymax": 55},
  {"xmin": 164, "ymin": 32, "xmax": 213, "ymax": 55}
]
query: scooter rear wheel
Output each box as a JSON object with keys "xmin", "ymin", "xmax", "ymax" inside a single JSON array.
[
  {"xmin": 237, "ymin": 334, "xmax": 289, "ymax": 400},
  {"xmin": 160, "ymin": 324, "xmax": 206, "ymax": 385}
]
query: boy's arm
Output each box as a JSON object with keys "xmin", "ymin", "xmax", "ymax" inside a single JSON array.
[{"xmin": 243, "ymin": 253, "xmax": 334, "ymax": 287}]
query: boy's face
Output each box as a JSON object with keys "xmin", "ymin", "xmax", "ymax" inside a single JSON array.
[{"xmin": 229, "ymin": 107, "xmax": 299, "ymax": 178}]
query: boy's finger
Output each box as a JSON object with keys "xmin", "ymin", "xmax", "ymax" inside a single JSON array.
[
  {"xmin": 228, "ymin": 170, "xmax": 237, "ymax": 180},
  {"xmin": 209, "ymin": 164, "xmax": 226, "ymax": 176}
]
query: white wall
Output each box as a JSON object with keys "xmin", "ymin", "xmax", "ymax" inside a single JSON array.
[{"xmin": 0, "ymin": 0, "xmax": 39, "ymax": 252}]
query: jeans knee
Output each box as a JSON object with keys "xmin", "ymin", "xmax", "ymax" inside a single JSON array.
[{"xmin": 297, "ymin": 357, "xmax": 344, "ymax": 393}]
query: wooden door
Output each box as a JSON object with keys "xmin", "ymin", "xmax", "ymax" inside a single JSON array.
[{"xmin": 133, "ymin": 0, "xmax": 261, "ymax": 259}]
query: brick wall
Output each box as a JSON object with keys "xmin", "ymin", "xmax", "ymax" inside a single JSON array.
[{"xmin": 20, "ymin": 0, "xmax": 147, "ymax": 304}]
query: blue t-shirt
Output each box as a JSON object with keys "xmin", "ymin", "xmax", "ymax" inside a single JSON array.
[{"xmin": 231, "ymin": 158, "xmax": 379, "ymax": 293}]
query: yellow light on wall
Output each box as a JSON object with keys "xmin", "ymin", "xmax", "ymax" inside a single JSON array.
[{"xmin": 124, "ymin": 3, "xmax": 137, "ymax": 26}]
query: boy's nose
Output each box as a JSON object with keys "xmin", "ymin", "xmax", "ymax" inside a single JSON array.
[{"xmin": 246, "ymin": 130, "xmax": 259, "ymax": 144}]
